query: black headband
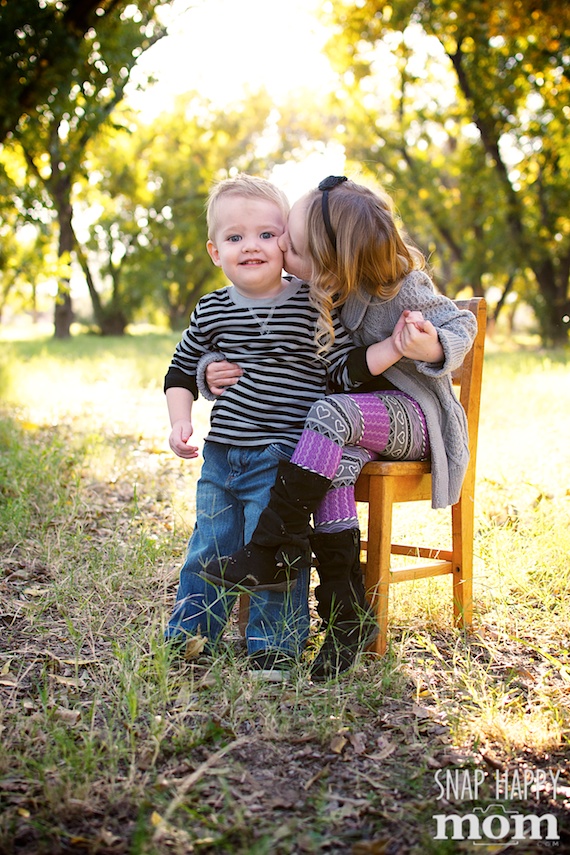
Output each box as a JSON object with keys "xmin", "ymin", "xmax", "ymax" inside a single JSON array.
[{"xmin": 318, "ymin": 175, "xmax": 347, "ymax": 250}]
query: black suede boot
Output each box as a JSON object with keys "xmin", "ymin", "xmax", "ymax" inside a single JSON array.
[
  {"xmin": 200, "ymin": 459, "xmax": 332, "ymax": 592},
  {"xmin": 309, "ymin": 528, "xmax": 379, "ymax": 682}
]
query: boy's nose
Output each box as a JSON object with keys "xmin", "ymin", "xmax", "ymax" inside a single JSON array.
[{"xmin": 243, "ymin": 234, "xmax": 261, "ymax": 251}]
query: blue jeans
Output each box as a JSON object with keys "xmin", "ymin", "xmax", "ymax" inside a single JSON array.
[{"xmin": 166, "ymin": 441, "xmax": 310, "ymax": 656}]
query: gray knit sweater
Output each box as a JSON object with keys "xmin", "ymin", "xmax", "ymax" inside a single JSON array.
[{"xmin": 341, "ymin": 270, "xmax": 478, "ymax": 508}]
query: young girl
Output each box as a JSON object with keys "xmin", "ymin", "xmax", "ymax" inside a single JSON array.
[{"xmin": 201, "ymin": 176, "xmax": 478, "ymax": 680}]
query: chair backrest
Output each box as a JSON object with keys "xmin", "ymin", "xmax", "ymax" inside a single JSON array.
[{"xmin": 452, "ymin": 297, "xmax": 487, "ymax": 469}]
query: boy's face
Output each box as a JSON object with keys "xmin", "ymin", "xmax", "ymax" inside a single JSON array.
[
  {"xmin": 278, "ymin": 196, "xmax": 312, "ymax": 282},
  {"xmin": 207, "ymin": 196, "xmax": 286, "ymax": 298}
]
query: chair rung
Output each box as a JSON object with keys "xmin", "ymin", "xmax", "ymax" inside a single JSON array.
[
  {"xmin": 360, "ymin": 542, "xmax": 452, "ymax": 562},
  {"xmin": 391, "ymin": 544, "xmax": 452, "ymax": 561},
  {"xmin": 389, "ymin": 561, "xmax": 453, "ymax": 582}
]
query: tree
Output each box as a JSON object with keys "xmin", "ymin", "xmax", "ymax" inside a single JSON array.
[
  {"xmin": 0, "ymin": 0, "xmax": 122, "ymax": 144},
  {"xmin": 0, "ymin": 142, "xmax": 61, "ymax": 324},
  {"xmin": 321, "ymin": 0, "xmax": 570, "ymax": 343},
  {"xmin": 78, "ymin": 90, "xmax": 278, "ymax": 330},
  {"xmin": 0, "ymin": 0, "xmax": 172, "ymax": 337}
]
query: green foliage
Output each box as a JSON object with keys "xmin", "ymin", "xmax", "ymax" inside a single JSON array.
[
  {"xmin": 0, "ymin": 0, "xmax": 170, "ymax": 143},
  {"xmin": 80, "ymin": 89, "xmax": 278, "ymax": 329},
  {"xmin": 2, "ymin": 1, "xmax": 568, "ymax": 348},
  {"xmin": 320, "ymin": 0, "xmax": 570, "ymax": 342},
  {"xmin": 0, "ymin": 0, "xmax": 173, "ymax": 337}
]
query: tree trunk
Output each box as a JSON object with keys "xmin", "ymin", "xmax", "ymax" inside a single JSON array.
[
  {"xmin": 533, "ymin": 259, "xmax": 570, "ymax": 346},
  {"xmin": 53, "ymin": 176, "xmax": 74, "ymax": 339},
  {"xmin": 54, "ymin": 291, "xmax": 73, "ymax": 338},
  {"xmin": 99, "ymin": 312, "xmax": 128, "ymax": 336}
]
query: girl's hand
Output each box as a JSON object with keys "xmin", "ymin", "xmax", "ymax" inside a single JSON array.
[
  {"xmin": 169, "ymin": 420, "xmax": 199, "ymax": 459},
  {"xmin": 393, "ymin": 310, "xmax": 443, "ymax": 363},
  {"xmin": 205, "ymin": 360, "xmax": 243, "ymax": 396}
]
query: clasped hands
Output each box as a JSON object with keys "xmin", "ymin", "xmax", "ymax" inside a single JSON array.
[{"xmin": 392, "ymin": 309, "xmax": 442, "ymax": 361}]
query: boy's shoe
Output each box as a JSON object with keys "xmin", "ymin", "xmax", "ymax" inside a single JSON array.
[
  {"xmin": 248, "ymin": 649, "xmax": 295, "ymax": 682},
  {"xmin": 309, "ymin": 615, "xmax": 379, "ymax": 683}
]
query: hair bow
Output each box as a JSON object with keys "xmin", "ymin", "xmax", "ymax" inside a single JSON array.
[{"xmin": 318, "ymin": 176, "xmax": 348, "ymax": 249}]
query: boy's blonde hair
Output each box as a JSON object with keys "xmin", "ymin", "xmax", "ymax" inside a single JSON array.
[
  {"xmin": 304, "ymin": 179, "xmax": 425, "ymax": 353},
  {"xmin": 206, "ymin": 173, "xmax": 290, "ymax": 240}
]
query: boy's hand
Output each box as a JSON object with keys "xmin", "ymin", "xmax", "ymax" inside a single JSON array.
[
  {"xmin": 206, "ymin": 359, "xmax": 243, "ymax": 396},
  {"xmin": 169, "ymin": 420, "xmax": 199, "ymax": 459}
]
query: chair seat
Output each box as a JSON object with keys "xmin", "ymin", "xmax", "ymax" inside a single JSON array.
[
  {"xmin": 359, "ymin": 459, "xmax": 432, "ymax": 476},
  {"xmin": 355, "ymin": 459, "xmax": 432, "ymax": 504}
]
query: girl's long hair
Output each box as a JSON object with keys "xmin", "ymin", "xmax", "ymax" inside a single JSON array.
[{"xmin": 305, "ymin": 180, "xmax": 425, "ymax": 353}]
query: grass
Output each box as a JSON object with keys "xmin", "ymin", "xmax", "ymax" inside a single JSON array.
[{"xmin": 1, "ymin": 330, "xmax": 569, "ymax": 853}]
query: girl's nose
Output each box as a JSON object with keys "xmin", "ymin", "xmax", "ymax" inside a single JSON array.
[{"xmin": 277, "ymin": 231, "xmax": 289, "ymax": 252}]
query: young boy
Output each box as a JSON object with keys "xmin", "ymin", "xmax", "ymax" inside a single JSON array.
[{"xmin": 164, "ymin": 174, "xmax": 363, "ymax": 678}]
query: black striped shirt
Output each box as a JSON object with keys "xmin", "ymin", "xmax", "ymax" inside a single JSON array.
[{"xmin": 164, "ymin": 277, "xmax": 362, "ymax": 446}]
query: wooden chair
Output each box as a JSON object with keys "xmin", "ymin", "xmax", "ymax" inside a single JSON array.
[{"xmin": 355, "ymin": 297, "xmax": 487, "ymax": 654}]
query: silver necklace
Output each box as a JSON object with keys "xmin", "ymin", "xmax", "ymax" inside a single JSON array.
[{"xmin": 247, "ymin": 305, "xmax": 276, "ymax": 335}]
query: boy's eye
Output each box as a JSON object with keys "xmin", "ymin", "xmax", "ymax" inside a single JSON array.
[
  {"xmin": 260, "ymin": 231, "xmax": 274, "ymax": 240},
  {"xmin": 228, "ymin": 235, "xmax": 241, "ymax": 242}
]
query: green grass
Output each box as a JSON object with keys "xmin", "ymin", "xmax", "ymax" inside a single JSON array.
[{"xmin": 1, "ymin": 331, "xmax": 569, "ymax": 853}]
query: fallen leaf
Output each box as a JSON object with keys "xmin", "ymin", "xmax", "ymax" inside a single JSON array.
[
  {"xmin": 41, "ymin": 649, "xmax": 94, "ymax": 667},
  {"xmin": 53, "ymin": 707, "xmax": 80, "ymax": 725},
  {"xmin": 330, "ymin": 733, "xmax": 348, "ymax": 754},
  {"xmin": 368, "ymin": 736, "xmax": 396, "ymax": 761},
  {"xmin": 303, "ymin": 764, "xmax": 330, "ymax": 790},
  {"xmin": 411, "ymin": 703, "xmax": 432, "ymax": 718},
  {"xmin": 185, "ymin": 635, "xmax": 208, "ymax": 660},
  {"xmin": 348, "ymin": 732, "xmax": 367, "ymax": 754},
  {"xmin": 515, "ymin": 666, "xmax": 536, "ymax": 682},
  {"xmin": 98, "ymin": 828, "xmax": 122, "ymax": 846},
  {"xmin": 50, "ymin": 675, "xmax": 82, "ymax": 688},
  {"xmin": 23, "ymin": 586, "xmax": 45, "ymax": 597}
]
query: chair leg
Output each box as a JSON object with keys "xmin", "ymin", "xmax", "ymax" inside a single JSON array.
[
  {"xmin": 451, "ymin": 495, "xmax": 474, "ymax": 628},
  {"xmin": 364, "ymin": 477, "xmax": 395, "ymax": 656}
]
